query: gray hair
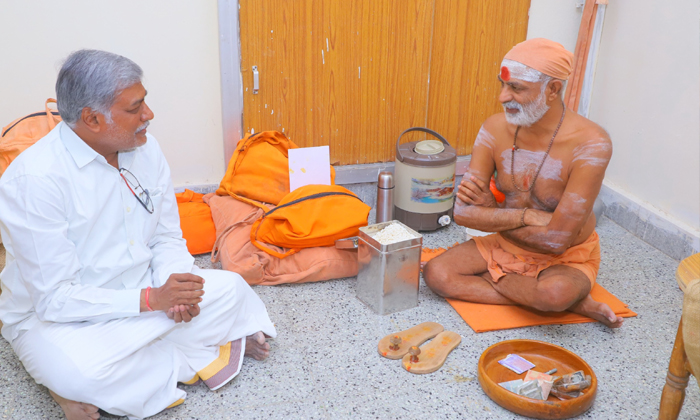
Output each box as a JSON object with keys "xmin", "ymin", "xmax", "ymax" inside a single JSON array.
[{"xmin": 56, "ymin": 50, "xmax": 143, "ymax": 127}]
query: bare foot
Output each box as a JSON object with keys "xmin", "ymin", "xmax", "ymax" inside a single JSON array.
[
  {"xmin": 49, "ymin": 390, "xmax": 100, "ymax": 420},
  {"xmin": 245, "ymin": 331, "xmax": 270, "ymax": 361},
  {"xmin": 570, "ymin": 294, "xmax": 624, "ymax": 328}
]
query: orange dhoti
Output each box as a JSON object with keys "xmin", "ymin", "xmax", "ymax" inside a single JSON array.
[{"xmin": 472, "ymin": 231, "xmax": 601, "ymax": 285}]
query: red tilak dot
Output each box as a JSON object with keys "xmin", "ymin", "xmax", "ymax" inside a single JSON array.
[{"xmin": 501, "ymin": 66, "xmax": 511, "ymax": 81}]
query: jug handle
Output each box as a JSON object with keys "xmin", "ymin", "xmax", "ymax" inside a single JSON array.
[{"xmin": 395, "ymin": 127, "xmax": 450, "ymax": 162}]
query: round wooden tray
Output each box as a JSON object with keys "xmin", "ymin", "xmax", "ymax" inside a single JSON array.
[{"xmin": 478, "ymin": 339, "xmax": 597, "ymax": 419}]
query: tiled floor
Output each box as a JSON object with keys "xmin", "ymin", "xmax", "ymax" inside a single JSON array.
[{"xmin": 1, "ymin": 217, "xmax": 698, "ymax": 419}]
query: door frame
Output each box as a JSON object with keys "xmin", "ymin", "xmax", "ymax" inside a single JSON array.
[{"xmin": 217, "ymin": 0, "xmax": 244, "ymax": 165}]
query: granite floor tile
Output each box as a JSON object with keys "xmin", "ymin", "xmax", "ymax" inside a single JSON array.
[{"xmin": 1, "ymin": 216, "xmax": 699, "ymax": 419}]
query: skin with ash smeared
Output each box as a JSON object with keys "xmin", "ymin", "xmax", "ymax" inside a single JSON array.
[
  {"xmin": 456, "ymin": 75, "xmax": 612, "ymax": 253},
  {"xmin": 424, "ymin": 69, "xmax": 623, "ymax": 329}
]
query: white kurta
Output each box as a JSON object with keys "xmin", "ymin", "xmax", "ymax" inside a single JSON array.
[{"xmin": 0, "ymin": 123, "xmax": 276, "ymax": 419}]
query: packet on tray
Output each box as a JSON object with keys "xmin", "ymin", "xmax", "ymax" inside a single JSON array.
[
  {"xmin": 498, "ymin": 354, "xmax": 536, "ymax": 374},
  {"xmin": 498, "ymin": 379, "xmax": 524, "ymax": 393},
  {"xmin": 550, "ymin": 370, "xmax": 592, "ymax": 399},
  {"xmin": 524, "ymin": 370, "xmax": 554, "ymax": 400}
]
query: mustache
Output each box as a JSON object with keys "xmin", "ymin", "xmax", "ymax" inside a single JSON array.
[
  {"xmin": 502, "ymin": 100, "xmax": 523, "ymax": 112},
  {"xmin": 136, "ymin": 120, "xmax": 150, "ymax": 133}
]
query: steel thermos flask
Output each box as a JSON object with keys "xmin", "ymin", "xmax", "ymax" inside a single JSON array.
[{"xmin": 376, "ymin": 171, "xmax": 394, "ymax": 223}]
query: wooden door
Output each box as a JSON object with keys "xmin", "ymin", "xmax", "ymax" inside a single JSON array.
[{"xmin": 239, "ymin": 0, "xmax": 530, "ymax": 165}]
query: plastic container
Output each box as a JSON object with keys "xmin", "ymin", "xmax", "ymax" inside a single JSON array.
[{"xmin": 393, "ymin": 127, "xmax": 456, "ymax": 231}]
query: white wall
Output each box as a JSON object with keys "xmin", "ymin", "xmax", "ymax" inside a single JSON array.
[
  {"xmin": 590, "ymin": 1, "xmax": 700, "ymax": 232},
  {"xmin": 526, "ymin": 0, "xmax": 582, "ymax": 53},
  {"xmin": 0, "ymin": 1, "xmax": 225, "ymax": 187},
  {"xmin": 527, "ymin": 0, "xmax": 700, "ymax": 233}
]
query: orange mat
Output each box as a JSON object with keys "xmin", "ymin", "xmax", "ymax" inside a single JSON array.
[
  {"xmin": 446, "ymin": 284, "xmax": 637, "ymax": 333},
  {"xmin": 420, "ymin": 245, "xmax": 637, "ymax": 332}
]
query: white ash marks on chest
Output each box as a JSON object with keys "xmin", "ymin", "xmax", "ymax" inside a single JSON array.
[
  {"xmin": 572, "ymin": 139, "xmax": 612, "ymax": 167},
  {"xmin": 473, "ymin": 126, "xmax": 496, "ymax": 150},
  {"xmin": 499, "ymin": 148, "xmax": 564, "ymax": 181},
  {"xmin": 496, "ymin": 175, "xmax": 560, "ymax": 211}
]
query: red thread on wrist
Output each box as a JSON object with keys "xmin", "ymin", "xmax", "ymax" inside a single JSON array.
[{"xmin": 145, "ymin": 286, "xmax": 154, "ymax": 312}]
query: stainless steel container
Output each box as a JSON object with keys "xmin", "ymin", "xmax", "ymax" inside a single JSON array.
[
  {"xmin": 356, "ymin": 221, "xmax": 422, "ymax": 315},
  {"xmin": 375, "ymin": 171, "xmax": 394, "ymax": 223}
]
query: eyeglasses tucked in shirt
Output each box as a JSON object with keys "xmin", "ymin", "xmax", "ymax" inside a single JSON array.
[{"xmin": 119, "ymin": 168, "xmax": 154, "ymax": 214}]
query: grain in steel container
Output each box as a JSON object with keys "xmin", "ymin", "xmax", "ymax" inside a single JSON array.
[
  {"xmin": 394, "ymin": 127, "xmax": 456, "ymax": 231},
  {"xmin": 356, "ymin": 221, "xmax": 422, "ymax": 315}
]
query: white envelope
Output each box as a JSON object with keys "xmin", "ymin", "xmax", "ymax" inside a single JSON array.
[{"xmin": 288, "ymin": 146, "xmax": 331, "ymax": 191}]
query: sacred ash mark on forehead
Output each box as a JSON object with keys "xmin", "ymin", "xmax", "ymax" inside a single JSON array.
[
  {"xmin": 500, "ymin": 59, "xmax": 543, "ymax": 83},
  {"xmin": 499, "ymin": 148, "xmax": 563, "ymax": 181}
]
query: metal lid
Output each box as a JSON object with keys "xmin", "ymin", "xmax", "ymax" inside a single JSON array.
[
  {"xmin": 378, "ymin": 171, "xmax": 394, "ymax": 188},
  {"xmin": 395, "ymin": 127, "xmax": 457, "ymax": 167},
  {"xmin": 397, "ymin": 141, "xmax": 456, "ymax": 167},
  {"xmin": 414, "ymin": 140, "xmax": 445, "ymax": 155}
]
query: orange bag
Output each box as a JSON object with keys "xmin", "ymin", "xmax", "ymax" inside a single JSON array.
[
  {"xmin": 1, "ymin": 99, "xmax": 62, "ymax": 177},
  {"xmin": 215, "ymin": 130, "xmax": 335, "ymax": 205},
  {"xmin": 175, "ymin": 189, "xmax": 217, "ymax": 255},
  {"xmin": 250, "ymin": 184, "xmax": 370, "ymax": 259},
  {"xmin": 206, "ymin": 194, "xmax": 360, "ymax": 285}
]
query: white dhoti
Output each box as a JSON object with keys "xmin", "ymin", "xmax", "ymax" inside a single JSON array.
[{"xmin": 10, "ymin": 268, "xmax": 276, "ymax": 419}]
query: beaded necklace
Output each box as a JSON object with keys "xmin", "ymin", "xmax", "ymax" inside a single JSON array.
[{"xmin": 510, "ymin": 104, "xmax": 566, "ymax": 193}]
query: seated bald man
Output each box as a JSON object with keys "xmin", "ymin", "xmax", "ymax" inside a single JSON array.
[
  {"xmin": 424, "ymin": 38, "xmax": 622, "ymax": 328},
  {"xmin": 0, "ymin": 50, "xmax": 277, "ymax": 420}
]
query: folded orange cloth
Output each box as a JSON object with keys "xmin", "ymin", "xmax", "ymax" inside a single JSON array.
[
  {"xmin": 473, "ymin": 231, "xmax": 601, "ymax": 285},
  {"xmin": 446, "ymin": 284, "xmax": 637, "ymax": 333},
  {"xmin": 204, "ymin": 193, "xmax": 358, "ymax": 286}
]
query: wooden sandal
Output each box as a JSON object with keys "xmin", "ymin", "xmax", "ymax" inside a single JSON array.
[
  {"xmin": 378, "ymin": 322, "xmax": 444, "ymax": 359},
  {"xmin": 401, "ymin": 331, "xmax": 461, "ymax": 374}
]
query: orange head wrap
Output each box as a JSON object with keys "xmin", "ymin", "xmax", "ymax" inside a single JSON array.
[{"xmin": 501, "ymin": 38, "xmax": 574, "ymax": 81}]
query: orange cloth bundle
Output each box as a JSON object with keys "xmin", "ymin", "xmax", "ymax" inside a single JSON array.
[
  {"xmin": 473, "ymin": 231, "xmax": 601, "ymax": 285},
  {"xmin": 206, "ymin": 193, "xmax": 359, "ymax": 285},
  {"xmin": 250, "ymin": 184, "xmax": 370, "ymax": 259},
  {"xmin": 175, "ymin": 189, "xmax": 216, "ymax": 255},
  {"xmin": 216, "ymin": 130, "xmax": 335, "ymax": 206},
  {"xmin": 1, "ymin": 99, "xmax": 62, "ymax": 177}
]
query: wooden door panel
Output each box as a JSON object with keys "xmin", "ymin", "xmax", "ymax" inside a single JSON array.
[
  {"xmin": 240, "ymin": 0, "xmax": 434, "ymax": 165},
  {"xmin": 239, "ymin": 0, "xmax": 529, "ymax": 164},
  {"xmin": 427, "ymin": 0, "xmax": 530, "ymax": 156}
]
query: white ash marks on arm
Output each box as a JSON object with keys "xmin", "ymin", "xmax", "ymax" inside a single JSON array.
[
  {"xmin": 572, "ymin": 139, "xmax": 612, "ymax": 167},
  {"xmin": 473, "ymin": 126, "xmax": 496, "ymax": 150},
  {"xmin": 500, "ymin": 149, "xmax": 564, "ymax": 181},
  {"xmin": 528, "ymin": 230, "xmax": 573, "ymax": 251},
  {"xmin": 557, "ymin": 192, "xmax": 588, "ymax": 219}
]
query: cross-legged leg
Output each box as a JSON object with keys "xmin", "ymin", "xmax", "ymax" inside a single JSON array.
[
  {"xmin": 424, "ymin": 241, "xmax": 623, "ymax": 328},
  {"xmin": 490, "ymin": 265, "xmax": 622, "ymax": 327},
  {"xmin": 423, "ymin": 240, "xmax": 516, "ymax": 305}
]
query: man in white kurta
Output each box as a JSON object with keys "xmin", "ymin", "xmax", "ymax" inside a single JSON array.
[{"xmin": 0, "ymin": 50, "xmax": 276, "ymax": 420}]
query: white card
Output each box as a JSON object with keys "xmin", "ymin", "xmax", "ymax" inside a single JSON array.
[{"xmin": 288, "ymin": 146, "xmax": 331, "ymax": 191}]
